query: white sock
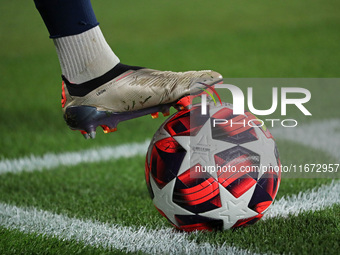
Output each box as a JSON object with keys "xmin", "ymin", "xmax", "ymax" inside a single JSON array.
[{"xmin": 53, "ymin": 26, "xmax": 120, "ymax": 84}]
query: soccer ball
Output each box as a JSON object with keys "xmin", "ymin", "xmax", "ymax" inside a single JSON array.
[{"xmin": 145, "ymin": 102, "xmax": 281, "ymax": 231}]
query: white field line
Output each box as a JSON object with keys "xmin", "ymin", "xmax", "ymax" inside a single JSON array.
[
  {"xmin": 271, "ymin": 119, "xmax": 340, "ymax": 161},
  {"xmin": 0, "ymin": 181, "xmax": 339, "ymax": 255},
  {"xmin": 264, "ymin": 180, "xmax": 340, "ymax": 219},
  {"xmin": 0, "ymin": 140, "xmax": 150, "ymax": 175},
  {"xmin": 0, "ymin": 120, "xmax": 339, "ymax": 254},
  {"xmin": 0, "ymin": 205, "xmax": 254, "ymax": 255},
  {"xmin": 1, "ymin": 119, "xmax": 339, "ymax": 176}
]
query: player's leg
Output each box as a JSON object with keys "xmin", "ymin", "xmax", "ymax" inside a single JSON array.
[
  {"xmin": 34, "ymin": 0, "xmax": 223, "ymax": 139},
  {"xmin": 34, "ymin": 0, "xmax": 119, "ymax": 84}
]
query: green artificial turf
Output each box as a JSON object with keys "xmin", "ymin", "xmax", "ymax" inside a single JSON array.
[{"xmin": 0, "ymin": 0, "xmax": 339, "ymax": 254}]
